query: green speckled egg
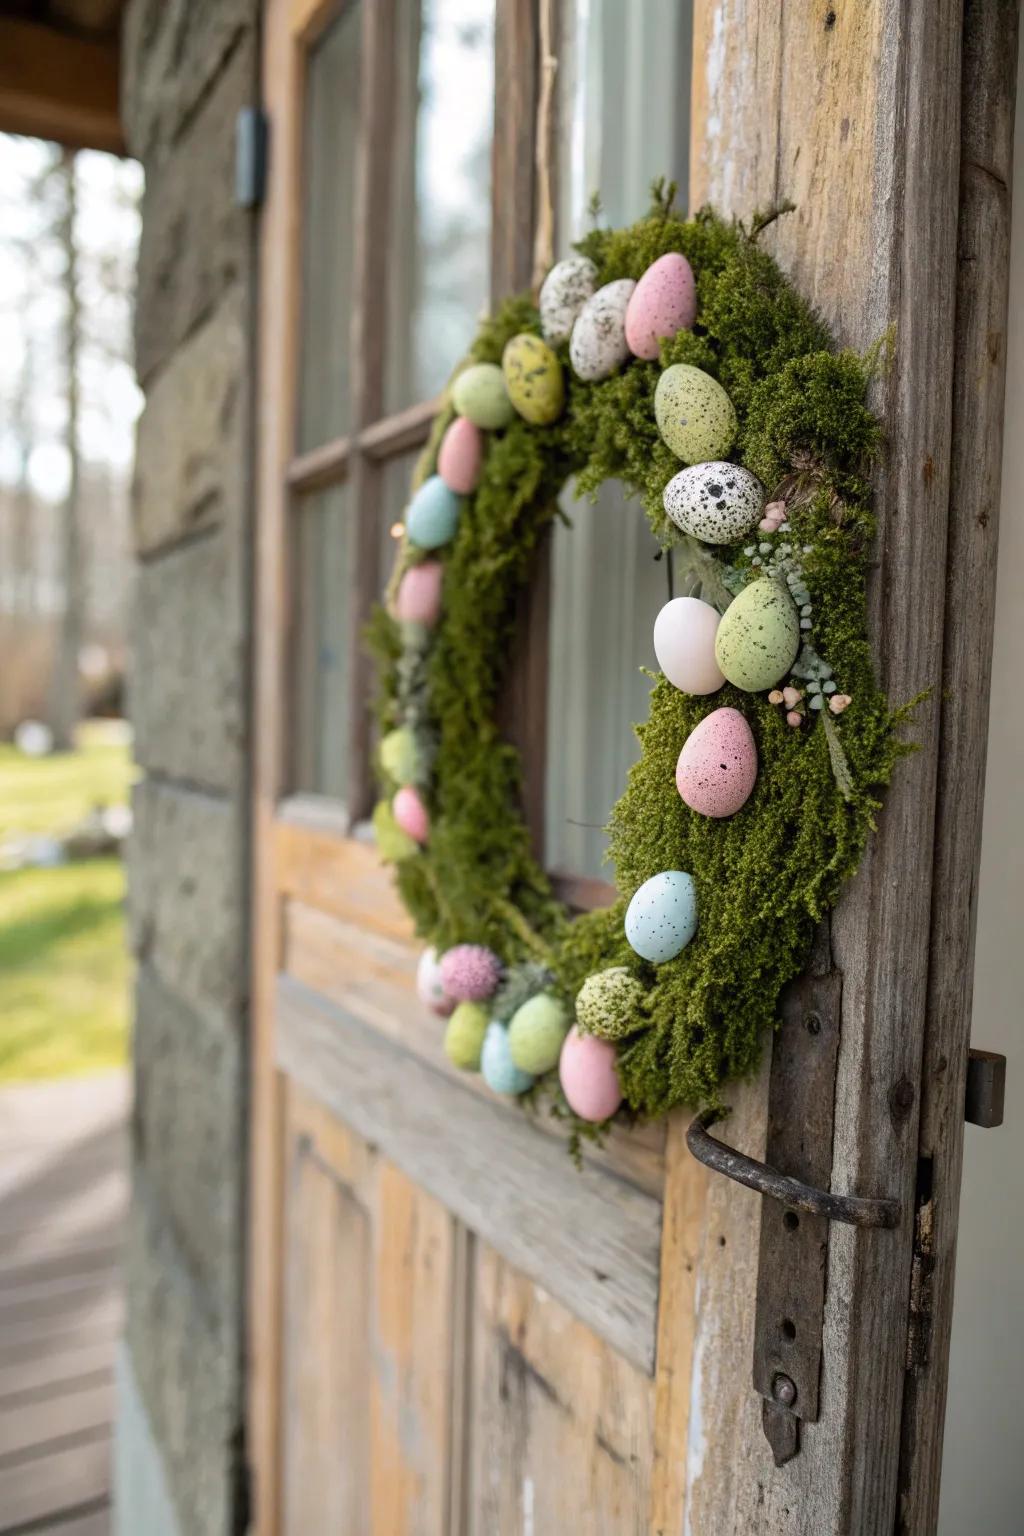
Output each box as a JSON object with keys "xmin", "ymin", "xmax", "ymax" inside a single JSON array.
[
  {"xmin": 501, "ymin": 333, "xmax": 565, "ymax": 425},
  {"xmin": 372, "ymin": 799, "xmax": 418, "ymax": 862},
  {"xmin": 654, "ymin": 364, "xmax": 737, "ymax": 462},
  {"xmin": 508, "ymin": 993, "xmax": 569, "ymax": 1074},
  {"xmin": 379, "ymin": 726, "xmax": 420, "ymax": 787},
  {"xmin": 452, "ymin": 362, "xmax": 515, "ymax": 430},
  {"xmin": 715, "ymin": 578, "xmax": 801, "ymax": 692},
  {"xmin": 444, "ymin": 1002, "xmax": 489, "ymax": 1070},
  {"xmin": 575, "ymin": 967, "xmax": 645, "ymax": 1041}
]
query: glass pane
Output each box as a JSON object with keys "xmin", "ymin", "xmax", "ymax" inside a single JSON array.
[
  {"xmin": 544, "ymin": 485, "xmax": 668, "ymax": 881},
  {"xmin": 544, "ymin": 1, "xmax": 693, "ymax": 881},
  {"xmin": 385, "ymin": 0, "xmax": 495, "ymax": 411},
  {"xmin": 292, "ymin": 484, "xmax": 352, "ymax": 799},
  {"xmin": 298, "ymin": 2, "xmax": 363, "ymax": 452}
]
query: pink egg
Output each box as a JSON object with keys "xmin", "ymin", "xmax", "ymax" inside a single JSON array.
[
  {"xmin": 439, "ymin": 944, "xmax": 502, "ymax": 1003},
  {"xmin": 559, "ymin": 1026, "xmax": 623, "ymax": 1122},
  {"xmin": 416, "ymin": 946, "xmax": 454, "ymax": 1016},
  {"xmin": 676, "ymin": 706, "xmax": 758, "ymax": 818},
  {"xmin": 653, "ymin": 597, "xmax": 725, "ymax": 695},
  {"xmin": 437, "ymin": 417, "xmax": 484, "ymax": 494},
  {"xmin": 392, "ymin": 785, "xmax": 430, "ymax": 844},
  {"xmin": 394, "ymin": 561, "xmax": 444, "ymax": 626},
  {"xmin": 625, "ymin": 252, "xmax": 697, "ymax": 361}
]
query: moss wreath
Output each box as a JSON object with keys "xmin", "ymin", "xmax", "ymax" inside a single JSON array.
[{"xmin": 368, "ymin": 186, "xmax": 909, "ymax": 1150}]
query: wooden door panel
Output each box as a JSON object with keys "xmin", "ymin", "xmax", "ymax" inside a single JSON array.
[{"xmin": 467, "ymin": 1243, "xmax": 655, "ymax": 1535}]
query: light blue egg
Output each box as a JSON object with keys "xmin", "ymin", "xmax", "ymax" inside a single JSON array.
[
  {"xmin": 406, "ymin": 475, "xmax": 462, "ymax": 550},
  {"xmin": 625, "ymin": 871, "xmax": 698, "ymax": 964},
  {"xmin": 481, "ymin": 1022, "xmax": 535, "ymax": 1097}
]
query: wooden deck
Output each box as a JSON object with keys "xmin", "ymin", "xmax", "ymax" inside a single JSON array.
[{"xmin": 0, "ymin": 1072, "xmax": 128, "ymax": 1535}]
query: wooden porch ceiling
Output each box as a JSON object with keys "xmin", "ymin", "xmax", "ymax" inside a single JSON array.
[{"xmin": 0, "ymin": 1, "xmax": 126, "ymax": 155}]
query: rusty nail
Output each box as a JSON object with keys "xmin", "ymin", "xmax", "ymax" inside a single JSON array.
[{"xmin": 772, "ymin": 1373, "xmax": 797, "ymax": 1407}]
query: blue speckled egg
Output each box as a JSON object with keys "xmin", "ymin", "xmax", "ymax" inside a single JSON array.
[
  {"xmin": 481, "ymin": 1021, "xmax": 535, "ymax": 1096},
  {"xmin": 406, "ymin": 475, "xmax": 462, "ymax": 550},
  {"xmin": 625, "ymin": 871, "xmax": 698, "ymax": 964}
]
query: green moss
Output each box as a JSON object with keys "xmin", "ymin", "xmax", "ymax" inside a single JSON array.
[{"xmin": 366, "ymin": 201, "xmax": 906, "ymax": 1125}]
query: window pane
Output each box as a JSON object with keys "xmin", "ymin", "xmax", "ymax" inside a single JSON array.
[
  {"xmin": 545, "ymin": 1, "xmax": 693, "ymax": 881},
  {"xmin": 544, "ymin": 485, "xmax": 668, "ymax": 881},
  {"xmin": 298, "ymin": 3, "xmax": 362, "ymax": 453},
  {"xmin": 292, "ymin": 485, "xmax": 352, "ymax": 800},
  {"xmin": 385, "ymin": 0, "xmax": 495, "ymax": 412}
]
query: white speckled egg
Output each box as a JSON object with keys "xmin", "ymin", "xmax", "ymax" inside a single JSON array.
[
  {"xmin": 625, "ymin": 872, "xmax": 698, "ymax": 964},
  {"xmin": 655, "ymin": 365, "xmax": 737, "ymax": 462},
  {"xmin": 569, "ymin": 279, "xmax": 637, "ymax": 382},
  {"xmin": 625, "ymin": 252, "xmax": 697, "ymax": 360},
  {"xmin": 653, "ymin": 596, "xmax": 725, "ymax": 695},
  {"xmin": 416, "ymin": 946, "xmax": 454, "ymax": 1017},
  {"xmin": 663, "ymin": 461, "xmax": 764, "ymax": 544},
  {"xmin": 676, "ymin": 707, "xmax": 758, "ymax": 818},
  {"xmin": 715, "ymin": 578, "xmax": 801, "ymax": 692},
  {"xmin": 539, "ymin": 255, "xmax": 598, "ymax": 345}
]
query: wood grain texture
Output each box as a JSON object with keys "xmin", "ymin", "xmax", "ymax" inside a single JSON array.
[
  {"xmin": 491, "ymin": 0, "xmax": 540, "ymax": 302},
  {"xmin": 686, "ymin": 4, "xmax": 974, "ymax": 1528},
  {"xmin": 897, "ymin": 3, "xmax": 1020, "ymax": 1530},
  {"xmin": 0, "ymin": 16, "xmax": 123, "ymax": 154},
  {"xmin": 467, "ymin": 1240, "xmax": 656, "ymax": 1534},
  {"xmin": 276, "ymin": 974, "xmax": 661, "ymax": 1375}
]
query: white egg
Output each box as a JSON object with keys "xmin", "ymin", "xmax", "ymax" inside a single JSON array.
[
  {"xmin": 539, "ymin": 255, "xmax": 598, "ymax": 345},
  {"xmin": 653, "ymin": 596, "xmax": 725, "ymax": 695},
  {"xmin": 569, "ymin": 279, "xmax": 637, "ymax": 382},
  {"xmin": 663, "ymin": 461, "xmax": 764, "ymax": 544}
]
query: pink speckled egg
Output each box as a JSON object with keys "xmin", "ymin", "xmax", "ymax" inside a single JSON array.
[
  {"xmin": 676, "ymin": 706, "xmax": 757, "ymax": 819},
  {"xmin": 392, "ymin": 785, "xmax": 430, "ymax": 844},
  {"xmin": 653, "ymin": 596, "xmax": 725, "ymax": 696},
  {"xmin": 559, "ymin": 1026, "xmax": 623, "ymax": 1122},
  {"xmin": 625, "ymin": 252, "xmax": 697, "ymax": 361},
  {"xmin": 416, "ymin": 946, "xmax": 454, "ymax": 1016},
  {"xmin": 394, "ymin": 561, "xmax": 443, "ymax": 627},
  {"xmin": 439, "ymin": 944, "xmax": 502, "ymax": 1003},
  {"xmin": 437, "ymin": 416, "xmax": 484, "ymax": 494}
]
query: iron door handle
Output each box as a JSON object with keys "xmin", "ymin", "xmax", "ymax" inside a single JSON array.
[{"xmin": 685, "ymin": 1108, "xmax": 901, "ymax": 1229}]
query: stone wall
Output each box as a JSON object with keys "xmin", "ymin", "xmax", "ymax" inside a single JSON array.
[{"xmin": 115, "ymin": 3, "xmax": 258, "ymax": 1533}]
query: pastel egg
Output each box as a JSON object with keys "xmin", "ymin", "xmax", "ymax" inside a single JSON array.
[
  {"xmin": 569, "ymin": 278, "xmax": 637, "ymax": 382},
  {"xmin": 655, "ymin": 365, "xmax": 737, "ymax": 462},
  {"xmin": 416, "ymin": 946, "xmax": 454, "ymax": 1016},
  {"xmin": 379, "ymin": 726, "xmax": 420, "ymax": 786},
  {"xmin": 559, "ymin": 1027, "xmax": 623, "ymax": 1122},
  {"xmin": 444, "ymin": 1002, "xmax": 488, "ymax": 1071},
  {"xmin": 575, "ymin": 967, "xmax": 644, "ymax": 1041},
  {"xmin": 663, "ymin": 461, "xmax": 764, "ymax": 545},
  {"xmin": 625, "ymin": 871, "xmax": 698, "ymax": 964},
  {"xmin": 625, "ymin": 252, "xmax": 697, "ymax": 360},
  {"xmin": 502, "ymin": 333, "xmax": 565, "ymax": 424},
  {"xmin": 507, "ymin": 993, "xmax": 569, "ymax": 1074},
  {"xmin": 715, "ymin": 578, "xmax": 801, "ymax": 692},
  {"xmin": 440, "ymin": 944, "xmax": 502, "ymax": 1003},
  {"xmin": 539, "ymin": 254, "xmax": 598, "ymax": 344},
  {"xmin": 392, "ymin": 785, "xmax": 429, "ymax": 844},
  {"xmin": 394, "ymin": 561, "xmax": 443, "ymax": 627},
  {"xmin": 676, "ymin": 707, "xmax": 757, "ymax": 818},
  {"xmin": 653, "ymin": 596, "xmax": 725, "ymax": 695},
  {"xmin": 451, "ymin": 362, "xmax": 515, "ymax": 430},
  {"xmin": 406, "ymin": 476, "xmax": 461, "ymax": 550},
  {"xmin": 372, "ymin": 799, "xmax": 418, "ymax": 863},
  {"xmin": 481, "ymin": 1022, "xmax": 535, "ymax": 1096},
  {"xmin": 437, "ymin": 416, "xmax": 483, "ymax": 494}
]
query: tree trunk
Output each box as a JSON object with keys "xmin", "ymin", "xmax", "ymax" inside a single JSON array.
[{"xmin": 49, "ymin": 146, "xmax": 82, "ymax": 752}]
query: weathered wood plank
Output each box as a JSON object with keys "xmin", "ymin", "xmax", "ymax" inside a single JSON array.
[
  {"xmin": 0, "ymin": 17, "xmax": 123, "ymax": 155},
  {"xmin": 0, "ymin": 1376, "xmax": 113, "ymax": 1463},
  {"xmin": 897, "ymin": 3, "xmax": 1020, "ymax": 1530},
  {"xmin": 686, "ymin": 3, "xmax": 971, "ymax": 1529},
  {"xmin": 0, "ymin": 1429, "xmax": 111, "ymax": 1529},
  {"xmin": 276, "ymin": 975, "xmax": 661, "ymax": 1374}
]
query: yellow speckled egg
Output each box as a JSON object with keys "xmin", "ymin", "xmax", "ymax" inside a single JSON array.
[
  {"xmin": 715, "ymin": 578, "xmax": 801, "ymax": 692},
  {"xmin": 501, "ymin": 333, "xmax": 565, "ymax": 425},
  {"xmin": 655, "ymin": 364, "xmax": 737, "ymax": 462}
]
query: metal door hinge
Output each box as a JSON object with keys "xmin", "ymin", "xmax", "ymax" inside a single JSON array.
[
  {"xmin": 965, "ymin": 1047, "xmax": 1006, "ymax": 1127},
  {"xmin": 235, "ymin": 107, "xmax": 268, "ymax": 209}
]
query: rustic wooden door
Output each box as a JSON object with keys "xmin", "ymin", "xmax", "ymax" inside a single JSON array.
[{"xmin": 249, "ymin": 2, "xmax": 1018, "ymax": 1533}]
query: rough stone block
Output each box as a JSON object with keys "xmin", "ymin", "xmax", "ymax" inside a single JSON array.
[
  {"xmin": 132, "ymin": 286, "xmax": 247, "ymax": 556},
  {"xmin": 131, "ymin": 531, "xmax": 246, "ymax": 791},
  {"xmin": 132, "ymin": 36, "xmax": 256, "ymax": 385},
  {"xmin": 127, "ymin": 778, "xmax": 245, "ymax": 1024},
  {"xmin": 132, "ymin": 966, "xmax": 243, "ymax": 1311},
  {"xmin": 124, "ymin": 1175, "xmax": 241, "ymax": 1536},
  {"xmin": 122, "ymin": 0, "xmax": 256, "ymax": 163}
]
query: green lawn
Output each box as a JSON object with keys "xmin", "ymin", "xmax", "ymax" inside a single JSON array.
[{"xmin": 0, "ymin": 723, "xmax": 133, "ymax": 1082}]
